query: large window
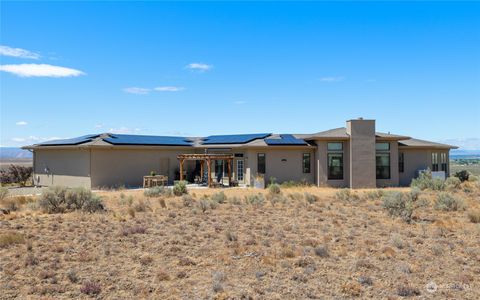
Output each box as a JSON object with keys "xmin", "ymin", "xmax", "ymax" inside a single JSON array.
[
  {"xmin": 236, "ymin": 160, "xmax": 244, "ymax": 181},
  {"xmin": 327, "ymin": 142, "xmax": 343, "ymax": 180},
  {"xmin": 432, "ymin": 153, "xmax": 439, "ymax": 171},
  {"xmin": 440, "ymin": 153, "xmax": 447, "ymax": 172},
  {"xmin": 257, "ymin": 153, "xmax": 266, "ymax": 174},
  {"xmin": 376, "ymin": 142, "xmax": 390, "ymax": 179},
  {"xmin": 302, "ymin": 153, "xmax": 311, "ymax": 173},
  {"xmin": 399, "ymin": 152, "xmax": 404, "ymax": 173}
]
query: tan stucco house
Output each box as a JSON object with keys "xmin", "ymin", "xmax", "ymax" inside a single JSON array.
[{"xmin": 23, "ymin": 119, "xmax": 457, "ymax": 189}]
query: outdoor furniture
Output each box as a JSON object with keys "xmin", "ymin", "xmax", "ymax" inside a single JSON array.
[{"xmin": 143, "ymin": 175, "xmax": 168, "ymax": 188}]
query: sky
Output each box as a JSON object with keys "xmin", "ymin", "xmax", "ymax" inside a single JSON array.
[{"xmin": 1, "ymin": 1, "xmax": 479, "ymax": 149}]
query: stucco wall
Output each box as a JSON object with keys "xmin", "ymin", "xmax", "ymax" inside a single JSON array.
[
  {"xmin": 347, "ymin": 119, "xmax": 376, "ymax": 188},
  {"xmin": 315, "ymin": 140, "xmax": 350, "ymax": 188},
  {"xmin": 33, "ymin": 149, "xmax": 91, "ymax": 188},
  {"xmin": 245, "ymin": 148, "xmax": 315, "ymax": 185},
  {"xmin": 90, "ymin": 148, "xmax": 194, "ymax": 188},
  {"xmin": 399, "ymin": 149, "xmax": 450, "ymax": 186}
]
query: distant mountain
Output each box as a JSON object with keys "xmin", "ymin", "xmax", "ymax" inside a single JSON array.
[{"xmin": 0, "ymin": 147, "xmax": 33, "ymax": 159}]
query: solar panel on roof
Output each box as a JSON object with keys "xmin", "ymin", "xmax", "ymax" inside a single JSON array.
[
  {"xmin": 103, "ymin": 134, "xmax": 192, "ymax": 146},
  {"xmin": 202, "ymin": 133, "xmax": 271, "ymax": 145},
  {"xmin": 265, "ymin": 134, "xmax": 308, "ymax": 146},
  {"xmin": 36, "ymin": 134, "xmax": 100, "ymax": 146}
]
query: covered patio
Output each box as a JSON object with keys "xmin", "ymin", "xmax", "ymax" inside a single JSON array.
[{"xmin": 177, "ymin": 153, "xmax": 235, "ymax": 187}]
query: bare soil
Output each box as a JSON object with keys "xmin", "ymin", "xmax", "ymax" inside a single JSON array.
[{"xmin": 1, "ymin": 186, "xmax": 479, "ymax": 299}]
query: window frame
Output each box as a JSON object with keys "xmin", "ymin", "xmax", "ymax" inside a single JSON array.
[
  {"xmin": 432, "ymin": 152, "xmax": 439, "ymax": 172},
  {"xmin": 399, "ymin": 152, "xmax": 404, "ymax": 173},
  {"xmin": 440, "ymin": 153, "xmax": 447, "ymax": 172},
  {"xmin": 302, "ymin": 153, "xmax": 311, "ymax": 174},
  {"xmin": 327, "ymin": 142, "xmax": 344, "ymax": 180}
]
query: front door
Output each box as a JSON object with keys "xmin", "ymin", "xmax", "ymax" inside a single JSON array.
[{"xmin": 236, "ymin": 159, "xmax": 244, "ymax": 182}]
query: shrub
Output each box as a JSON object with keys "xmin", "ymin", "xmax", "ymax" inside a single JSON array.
[
  {"xmin": 80, "ymin": 281, "xmax": 101, "ymax": 296},
  {"xmin": 304, "ymin": 192, "xmax": 318, "ymax": 204},
  {"xmin": 0, "ymin": 165, "xmax": 33, "ymax": 186},
  {"xmin": 363, "ymin": 189, "xmax": 384, "ymax": 200},
  {"xmin": 0, "ymin": 187, "xmax": 8, "ymax": 202},
  {"xmin": 468, "ymin": 211, "xmax": 480, "ymax": 223},
  {"xmin": 0, "ymin": 232, "xmax": 25, "ymax": 248},
  {"xmin": 198, "ymin": 199, "xmax": 211, "ymax": 212},
  {"xmin": 173, "ymin": 181, "xmax": 188, "ymax": 196},
  {"xmin": 182, "ymin": 194, "xmax": 195, "ymax": 207},
  {"xmin": 225, "ymin": 230, "xmax": 238, "ymax": 242},
  {"xmin": 435, "ymin": 192, "xmax": 465, "ymax": 211},
  {"xmin": 314, "ymin": 246, "xmax": 329, "ymax": 258},
  {"xmin": 335, "ymin": 189, "xmax": 359, "ymax": 201},
  {"xmin": 133, "ymin": 199, "xmax": 151, "ymax": 212},
  {"xmin": 144, "ymin": 186, "xmax": 172, "ymax": 198},
  {"xmin": 444, "ymin": 177, "xmax": 461, "ymax": 190},
  {"xmin": 245, "ymin": 193, "xmax": 265, "ymax": 206},
  {"xmin": 39, "ymin": 186, "xmax": 103, "ymax": 213},
  {"xmin": 454, "ymin": 170, "xmax": 470, "ymax": 182},
  {"xmin": 397, "ymin": 284, "xmax": 420, "ymax": 297},
  {"xmin": 382, "ymin": 191, "xmax": 415, "ymax": 223},
  {"xmin": 268, "ymin": 183, "xmax": 281, "ymax": 195},
  {"xmin": 228, "ymin": 196, "xmax": 242, "ymax": 205},
  {"xmin": 411, "ymin": 171, "xmax": 444, "ymax": 191},
  {"xmin": 211, "ymin": 191, "xmax": 227, "ymax": 204}
]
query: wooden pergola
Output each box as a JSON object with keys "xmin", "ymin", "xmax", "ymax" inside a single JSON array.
[{"xmin": 177, "ymin": 154, "xmax": 234, "ymax": 187}]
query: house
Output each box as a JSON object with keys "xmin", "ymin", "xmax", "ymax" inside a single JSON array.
[{"xmin": 22, "ymin": 118, "xmax": 457, "ymax": 189}]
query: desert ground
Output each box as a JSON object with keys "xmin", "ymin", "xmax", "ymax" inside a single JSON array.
[{"xmin": 1, "ymin": 183, "xmax": 480, "ymax": 299}]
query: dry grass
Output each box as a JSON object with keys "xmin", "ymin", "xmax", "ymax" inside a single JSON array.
[{"xmin": 1, "ymin": 185, "xmax": 479, "ymax": 298}]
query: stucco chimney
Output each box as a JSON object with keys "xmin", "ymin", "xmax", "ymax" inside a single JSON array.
[{"xmin": 346, "ymin": 119, "xmax": 376, "ymax": 188}]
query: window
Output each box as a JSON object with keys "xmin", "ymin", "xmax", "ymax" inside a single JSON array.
[
  {"xmin": 432, "ymin": 153, "xmax": 439, "ymax": 171},
  {"xmin": 302, "ymin": 153, "xmax": 311, "ymax": 173},
  {"xmin": 399, "ymin": 152, "xmax": 404, "ymax": 173},
  {"xmin": 440, "ymin": 153, "xmax": 447, "ymax": 172},
  {"xmin": 236, "ymin": 160, "xmax": 244, "ymax": 181},
  {"xmin": 327, "ymin": 142, "xmax": 343, "ymax": 151},
  {"xmin": 375, "ymin": 142, "xmax": 390, "ymax": 151},
  {"xmin": 234, "ymin": 153, "xmax": 244, "ymax": 158},
  {"xmin": 327, "ymin": 142, "xmax": 343, "ymax": 180},
  {"xmin": 215, "ymin": 160, "xmax": 224, "ymax": 175},
  {"xmin": 257, "ymin": 153, "xmax": 266, "ymax": 174},
  {"xmin": 376, "ymin": 142, "xmax": 390, "ymax": 179}
]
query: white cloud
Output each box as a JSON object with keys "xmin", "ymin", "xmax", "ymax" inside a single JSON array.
[
  {"xmin": 319, "ymin": 76, "xmax": 345, "ymax": 82},
  {"xmin": 123, "ymin": 87, "xmax": 151, "ymax": 95},
  {"xmin": 154, "ymin": 86, "xmax": 184, "ymax": 92},
  {"xmin": 108, "ymin": 127, "xmax": 142, "ymax": 134},
  {"xmin": 0, "ymin": 45, "xmax": 40, "ymax": 59},
  {"xmin": 234, "ymin": 100, "xmax": 246, "ymax": 105},
  {"xmin": 185, "ymin": 63, "xmax": 212, "ymax": 72},
  {"xmin": 16, "ymin": 121, "xmax": 28, "ymax": 126},
  {"xmin": 12, "ymin": 137, "xmax": 26, "ymax": 142},
  {"xmin": 0, "ymin": 64, "xmax": 85, "ymax": 77}
]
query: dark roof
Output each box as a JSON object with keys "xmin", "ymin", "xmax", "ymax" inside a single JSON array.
[
  {"xmin": 265, "ymin": 134, "xmax": 308, "ymax": 146},
  {"xmin": 33, "ymin": 134, "xmax": 100, "ymax": 146},
  {"xmin": 399, "ymin": 138, "xmax": 458, "ymax": 149},
  {"xmin": 201, "ymin": 133, "xmax": 271, "ymax": 145},
  {"xmin": 103, "ymin": 134, "xmax": 192, "ymax": 146}
]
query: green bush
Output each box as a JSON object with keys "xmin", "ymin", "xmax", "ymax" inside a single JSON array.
[
  {"xmin": 444, "ymin": 177, "xmax": 461, "ymax": 190},
  {"xmin": 268, "ymin": 183, "xmax": 281, "ymax": 195},
  {"xmin": 411, "ymin": 172, "xmax": 444, "ymax": 191},
  {"xmin": 182, "ymin": 194, "xmax": 195, "ymax": 207},
  {"xmin": 144, "ymin": 186, "xmax": 172, "ymax": 198},
  {"xmin": 363, "ymin": 189, "xmax": 384, "ymax": 200},
  {"xmin": 173, "ymin": 181, "xmax": 188, "ymax": 196},
  {"xmin": 335, "ymin": 189, "xmax": 359, "ymax": 201},
  {"xmin": 39, "ymin": 186, "xmax": 104, "ymax": 213},
  {"xmin": 245, "ymin": 193, "xmax": 265, "ymax": 206},
  {"xmin": 211, "ymin": 191, "xmax": 227, "ymax": 204},
  {"xmin": 454, "ymin": 170, "xmax": 470, "ymax": 182},
  {"xmin": 382, "ymin": 191, "xmax": 415, "ymax": 223},
  {"xmin": 434, "ymin": 192, "xmax": 465, "ymax": 211}
]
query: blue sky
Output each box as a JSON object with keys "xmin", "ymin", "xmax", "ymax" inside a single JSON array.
[{"xmin": 1, "ymin": 1, "xmax": 479, "ymax": 149}]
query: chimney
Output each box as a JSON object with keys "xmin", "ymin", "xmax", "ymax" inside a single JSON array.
[{"xmin": 346, "ymin": 118, "xmax": 376, "ymax": 188}]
